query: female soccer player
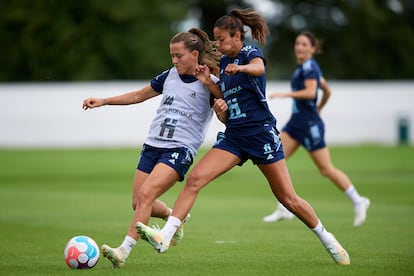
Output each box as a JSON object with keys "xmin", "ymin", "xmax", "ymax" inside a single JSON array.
[
  {"xmin": 137, "ymin": 9, "xmax": 350, "ymax": 265},
  {"xmin": 262, "ymin": 32, "xmax": 370, "ymax": 226},
  {"xmin": 82, "ymin": 28, "xmax": 227, "ymax": 268}
]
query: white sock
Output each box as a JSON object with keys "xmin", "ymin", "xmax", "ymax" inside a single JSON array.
[
  {"xmin": 119, "ymin": 235, "xmax": 136, "ymax": 258},
  {"xmin": 311, "ymin": 221, "xmax": 335, "ymax": 247},
  {"xmin": 345, "ymin": 184, "xmax": 362, "ymax": 206},
  {"xmin": 164, "ymin": 208, "xmax": 173, "ymax": 221},
  {"xmin": 161, "ymin": 216, "xmax": 182, "ymax": 244}
]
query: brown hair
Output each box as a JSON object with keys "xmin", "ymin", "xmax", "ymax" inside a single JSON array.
[
  {"xmin": 299, "ymin": 31, "xmax": 323, "ymax": 54},
  {"xmin": 170, "ymin": 28, "xmax": 221, "ymax": 77},
  {"xmin": 214, "ymin": 8, "xmax": 270, "ymax": 47}
]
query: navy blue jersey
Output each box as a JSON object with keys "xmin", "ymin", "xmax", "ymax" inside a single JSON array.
[
  {"xmin": 288, "ymin": 58, "xmax": 322, "ymax": 127},
  {"xmin": 219, "ymin": 44, "xmax": 276, "ymax": 136}
]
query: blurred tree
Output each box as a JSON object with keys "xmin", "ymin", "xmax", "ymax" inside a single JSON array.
[
  {"xmin": 260, "ymin": 0, "xmax": 414, "ymax": 79},
  {"xmin": 1, "ymin": 0, "xmax": 413, "ymax": 81},
  {"xmin": 0, "ymin": 0, "xmax": 188, "ymax": 81},
  {"xmin": 186, "ymin": 0, "xmax": 231, "ymax": 37},
  {"xmin": 192, "ymin": 0, "xmax": 414, "ymax": 79}
]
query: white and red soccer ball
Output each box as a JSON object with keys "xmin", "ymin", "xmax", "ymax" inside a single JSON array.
[{"xmin": 64, "ymin": 235, "xmax": 100, "ymax": 269}]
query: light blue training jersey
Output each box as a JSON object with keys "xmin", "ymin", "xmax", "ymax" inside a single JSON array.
[{"xmin": 144, "ymin": 67, "xmax": 218, "ymax": 156}]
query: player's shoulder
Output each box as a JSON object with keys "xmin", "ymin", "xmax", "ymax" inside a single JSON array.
[
  {"xmin": 241, "ymin": 44, "xmax": 263, "ymax": 57},
  {"xmin": 155, "ymin": 68, "xmax": 171, "ymax": 80},
  {"xmin": 151, "ymin": 68, "xmax": 173, "ymax": 93},
  {"xmin": 302, "ymin": 58, "xmax": 320, "ymax": 72},
  {"xmin": 210, "ymin": 74, "xmax": 219, "ymax": 83}
]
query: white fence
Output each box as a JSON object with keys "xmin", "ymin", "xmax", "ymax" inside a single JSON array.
[{"xmin": 0, "ymin": 81, "xmax": 412, "ymax": 148}]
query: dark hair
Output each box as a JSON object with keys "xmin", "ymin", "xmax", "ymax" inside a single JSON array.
[
  {"xmin": 214, "ymin": 8, "xmax": 269, "ymax": 47},
  {"xmin": 299, "ymin": 31, "xmax": 323, "ymax": 54},
  {"xmin": 170, "ymin": 28, "xmax": 221, "ymax": 77}
]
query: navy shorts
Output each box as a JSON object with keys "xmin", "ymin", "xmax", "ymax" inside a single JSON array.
[
  {"xmin": 137, "ymin": 144, "xmax": 194, "ymax": 181},
  {"xmin": 213, "ymin": 127, "xmax": 285, "ymax": 165},
  {"xmin": 283, "ymin": 120, "xmax": 326, "ymax": 151}
]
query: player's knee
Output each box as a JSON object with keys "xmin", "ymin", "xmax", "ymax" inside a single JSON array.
[
  {"xmin": 137, "ymin": 189, "xmax": 155, "ymax": 207},
  {"xmin": 186, "ymin": 170, "xmax": 207, "ymax": 191},
  {"xmin": 280, "ymin": 197, "xmax": 299, "ymax": 213},
  {"xmin": 319, "ymin": 166, "xmax": 333, "ymax": 178}
]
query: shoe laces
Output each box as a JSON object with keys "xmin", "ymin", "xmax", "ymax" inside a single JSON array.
[{"xmin": 151, "ymin": 224, "xmax": 161, "ymax": 231}]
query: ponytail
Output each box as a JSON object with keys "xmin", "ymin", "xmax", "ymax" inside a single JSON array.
[
  {"xmin": 189, "ymin": 28, "xmax": 221, "ymax": 77},
  {"xmin": 215, "ymin": 8, "xmax": 269, "ymax": 46}
]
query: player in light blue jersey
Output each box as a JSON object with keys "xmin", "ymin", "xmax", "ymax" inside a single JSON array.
[
  {"xmin": 264, "ymin": 32, "xmax": 370, "ymax": 227},
  {"xmin": 137, "ymin": 9, "xmax": 350, "ymax": 266},
  {"xmin": 82, "ymin": 28, "xmax": 227, "ymax": 268}
]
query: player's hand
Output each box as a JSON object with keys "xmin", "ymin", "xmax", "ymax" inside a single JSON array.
[
  {"xmin": 268, "ymin": 92, "xmax": 287, "ymax": 99},
  {"xmin": 224, "ymin": 63, "xmax": 239, "ymax": 75},
  {"xmin": 317, "ymin": 105, "xmax": 322, "ymax": 115},
  {"xmin": 82, "ymin": 98, "xmax": 104, "ymax": 110},
  {"xmin": 194, "ymin": 64, "xmax": 210, "ymax": 83},
  {"xmin": 213, "ymin": 98, "xmax": 228, "ymax": 114}
]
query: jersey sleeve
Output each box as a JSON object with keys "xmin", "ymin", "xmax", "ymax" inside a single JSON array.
[
  {"xmin": 246, "ymin": 46, "xmax": 266, "ymax": 64},
  {"xmin": 210, "ymin": 74, "xmax": 219, "ymax": 84},
  {"xmin": 302, "ymin": 60, "xmax": 319, "ymax": 80},
  {"xmin": 150, "ymin": 69, "xmax": 170, "ymax": 93}
]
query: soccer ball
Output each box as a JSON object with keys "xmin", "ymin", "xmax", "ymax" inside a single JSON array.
[{"xmin": 64, "ymin": 235, "xmax": 100, "ymax": 269}]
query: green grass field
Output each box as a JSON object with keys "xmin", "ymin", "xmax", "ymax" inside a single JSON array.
[{"xmin": 0, "ymin": 145, "xmax": 413, "ymax": 275}]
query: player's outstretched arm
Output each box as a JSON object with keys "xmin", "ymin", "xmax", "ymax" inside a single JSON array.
[{"xmin": 82, "ymin": 85, "xmax": 159, "ymax": 110}]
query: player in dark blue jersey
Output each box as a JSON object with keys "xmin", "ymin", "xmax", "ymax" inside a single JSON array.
[
  {"xmin": 137, "ymin": 9, "xmax": 350, "ymax": 266},
  {"xmin": 263, "ymin": 32, "xmax": 370, "ymax": 227}
]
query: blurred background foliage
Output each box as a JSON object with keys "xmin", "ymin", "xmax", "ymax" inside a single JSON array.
[{"xmin": 1, "ymin": 0, "xmax": 413, "ymax": 81}]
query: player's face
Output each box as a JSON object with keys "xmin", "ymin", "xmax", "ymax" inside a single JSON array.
[
  {"xmin": 294, "ymin": 35, "xmax": 315, "ymax": 63},
  {"xmin": 170, "ymin": 42, "xmax": 198, "ymax": 75},
  {"xmin": 213, "ymin": 27, "xmax": 240, "ymax": 58}
]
